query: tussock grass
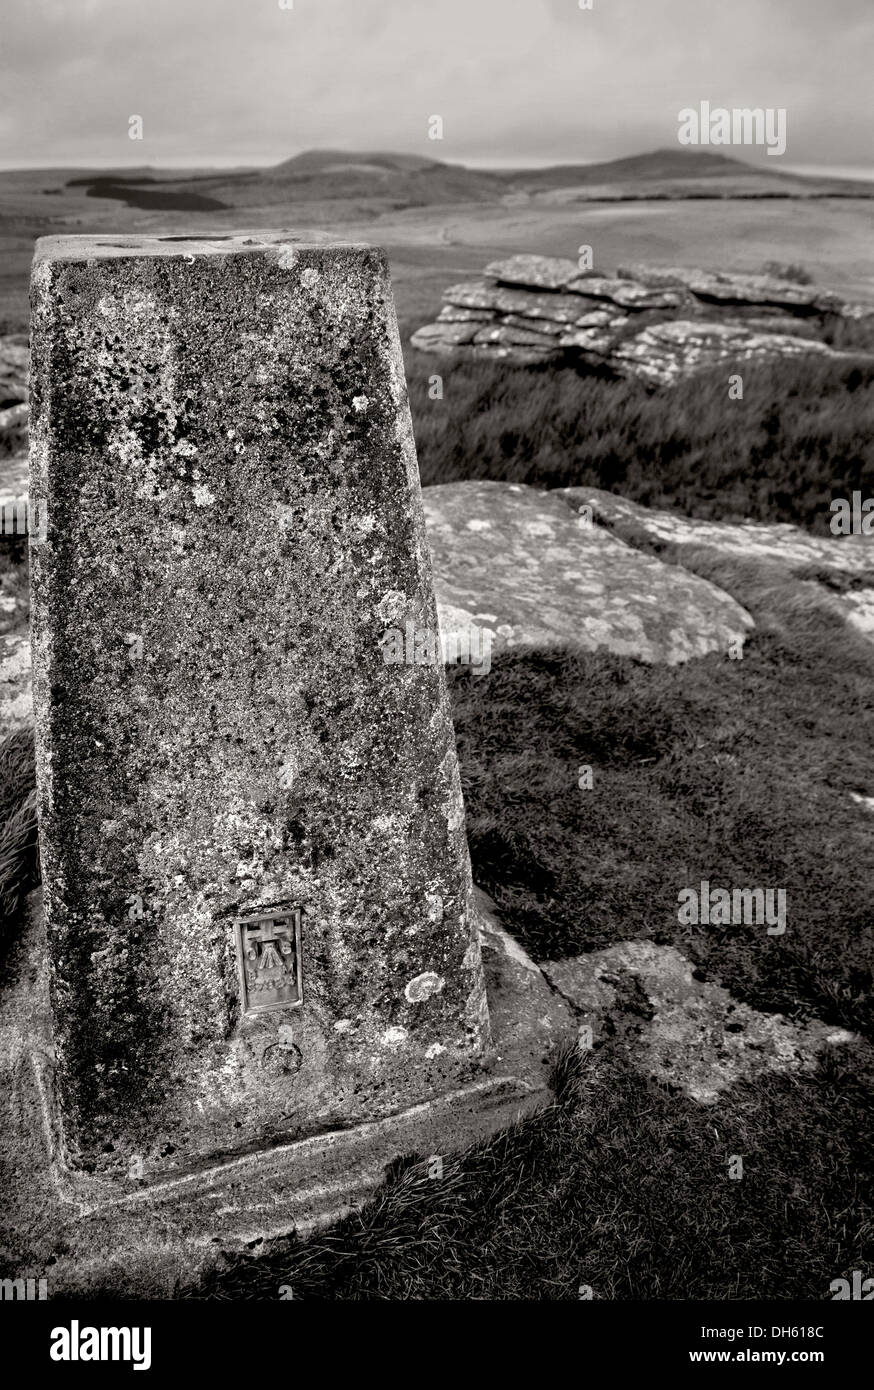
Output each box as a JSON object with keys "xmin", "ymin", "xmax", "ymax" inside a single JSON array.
[
  {"xmin": 204, "ymin": 1044, "xmax": 874, "ymax": 1300},
  {"xmin": 0, "ymin": 728, "xmax": 38, "ymax": 930},
  {"xmin": 0, "ymin": 534, "xmax": 29, "ymax": 636},
  {"xmin": 447, "ymin": 557, "xmax": 874, "ymax": 1035},
  {"xmin": 404, "ymin": 348, "xmax": 874, "ymax": 528}
]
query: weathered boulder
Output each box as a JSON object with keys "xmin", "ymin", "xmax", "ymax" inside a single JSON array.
[
  {"xmin": 557, "ymin": 486, "xmax": 874, "ymax": 646},
  {"xmin": 719, "ymin": 314, "xmax": 822, "ymax": 338},
  {"xmin": 557, "ymin": 485, "xmax": 874, "ymax": 578},
  {"xmin": 564, "ymin": 276, "xmax": 684, "ymax": 310},
  {"xmin": 409, "ymin": 320, "xmax": 483, "ymax": 350},
  {"xmin": 436, "ymin": 305, "xmax": 497, "ymax": 324},
  {"xmin": 442, "ymin": 280, "xmax": 597, "ymax": 324},
  {"xmin": 501, "ymin": 313, "xmax": 575, "ymax": 337},
  {"xmin": 609, "ymin": 318, "xmax": 848, "ymax": 386},
  {"xmin": 0, "ymin": 633, "xmax": 32, "ymax": 734},
  {"xmin": 542, "ymin": 941, "xmax": 856, "ymax": 1105},
  {"xmin": 616, "ymin": 263, "xmax": 824, "ymax": 307},
  {"xmin": 482, "ymin": 254, "xmax": 581, "ymax": 291},
  {"xmin": 483, "ymin": 257, "xmax": 684, "ymax": 309},
  {"xmin": 472, "ymin": 324, "xmax": 560, "ymax": 350},
  {"xmin": 557, "ymin": 327, "xmax": 616, "ymax": 353},
  {"xmin": 415, "ymin": 337, "xmax": 554, "ymax": 366},
  {"xmin": 423, "ymin": 481, "xmax": 753, "ymax": 665}
]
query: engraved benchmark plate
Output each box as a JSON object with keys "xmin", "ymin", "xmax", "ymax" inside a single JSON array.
[{"xmin": 234, "ymin": 909, "xmax": 303, "ymax": 1014}]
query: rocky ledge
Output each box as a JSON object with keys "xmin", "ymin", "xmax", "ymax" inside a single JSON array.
[{"xmin": 410, "ymin": 255, "xmax": 874, "ymax": 381}]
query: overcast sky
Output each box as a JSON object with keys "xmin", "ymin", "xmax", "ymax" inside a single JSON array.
[{"xmin": 1, "ymin": 0, "xmax": 870, "ymax": 170}]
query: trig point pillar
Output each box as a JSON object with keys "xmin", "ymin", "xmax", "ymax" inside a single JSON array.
[{"xmin": 29, "ymin": 233, "xmax": 498, "ymax": 1193}]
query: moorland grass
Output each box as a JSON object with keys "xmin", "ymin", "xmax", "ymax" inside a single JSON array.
[
  {"xmin": 403, "ymin": 346, "xmax": 874, "ymax": 529},
  {"xmin": 0, "ymin": 728, "xmax": 37, "ymax": 929},
  {"xmin": 202, "ymin": 1044, "xmax": 873, "ymax": 1301},
  {"xmin": 447, "ymin": 557, "xmax": 874, "ymax": 1036}
]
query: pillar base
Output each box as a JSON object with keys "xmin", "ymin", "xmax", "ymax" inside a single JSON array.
[{"xmin": 0, "ymin": 889, "xmax": 574, "ymax": 1296}]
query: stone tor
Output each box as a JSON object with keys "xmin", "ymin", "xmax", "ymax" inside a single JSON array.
[{"xmin": 8, "ymin": 233, "xmax": 570, "ymax": 1284}]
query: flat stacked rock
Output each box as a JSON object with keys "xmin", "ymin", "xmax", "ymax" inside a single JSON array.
[
  {"xmin": 616, "ymin": 264, "xmax": 874, "ymax": 318},
  {"xmin": 610, "ymin": 319, "xmax": 844, "ymax": 387},
  {"xmin": 411, "ymin": 255, "xmax": 873, "ymax": 381}
]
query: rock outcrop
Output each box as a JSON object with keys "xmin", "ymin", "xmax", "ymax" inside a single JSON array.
[
  {"xmin": 558, "ymin": 486, "xmax": 874, "ymax": 646},
  {"xmin": 424, "ymin": 481, "xmax": 753, "ymax": 665},
  {"xmin": 557, "ymin": 485, "xmax": 874, "ymax": 577},
  {"xmin": 411, "ymin": 255, "xmax": 874, "ymax": 381},
  {"xmin": 617, "ymin": 263, "xmax": 874, "ymax": 318},
  {"xmin": 609, "ymin": 319, "xmax": 844, "ymax": 387},
  {"xmin": 0, "ymin": 634, "xmax": 32, "ymax": 733},
  {"xmin": 542, "ymin": 941, "xmax": 856, "ymax": 1105}
]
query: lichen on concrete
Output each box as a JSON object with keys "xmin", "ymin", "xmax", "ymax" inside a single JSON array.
[{"xmin": 29, "ymin": 232, "xmax": 491, "ymax": 1180}]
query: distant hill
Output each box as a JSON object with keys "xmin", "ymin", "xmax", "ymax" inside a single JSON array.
[
  {"xmin": 269, "ymin": 150, "xmax": 446, "ymax": 177},
  {"xmin": 497, "ymin": 148, "xmax": 874, "ymax": 199},
  {"xmin": 1, "ymin": 147, "xmax": 871, "ymax": 216},
  {"xmin": 504, "ymin": 148, "xmax": 768, "ymax": 187},
  {"xmin": 53, "ymin": 150, "xmax": 506, "ymax": 211},
  {"xmin": 258, "ymin": 149, "xmax": 506, "ymax": 204}
]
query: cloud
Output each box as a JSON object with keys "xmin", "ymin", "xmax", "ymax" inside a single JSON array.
[{"xmin": 0, "ymin": 0, "xmax": 870, "ymax": 168}]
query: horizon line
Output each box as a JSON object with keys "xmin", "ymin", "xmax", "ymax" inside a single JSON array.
[{"xmin": 0, "ymin": 150, "xmax": 872, "ymax": 182}]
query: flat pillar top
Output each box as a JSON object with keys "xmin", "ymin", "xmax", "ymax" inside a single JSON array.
[{"xmin": 33, "ymin": 231, "xmax": 371, "ymax": 264}]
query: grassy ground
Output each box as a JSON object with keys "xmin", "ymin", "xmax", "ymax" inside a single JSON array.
[
  {"xmin": 200, "ymin": 1046, "xmax": 872, "ymax": 1301},
  {"xmin": 402, "ymin": 345, "xmax": 874, "ymax": 530},
  {"xmin": 450, "ymin": 567, "xmax": 874, "ymax": 1036}
]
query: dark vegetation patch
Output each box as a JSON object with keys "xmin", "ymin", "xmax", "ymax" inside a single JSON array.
[
  {"xmin": 66, "ymin": 177, "xmax": 227, "ymax": 213},
  {"xmin": 0, "ymin": 728, "xmax": 37, "ymax": 931},
  {"xmin": 403, "ymin": 346, "xmax": 874, "ymax": 529},
  {"xmin": 0, "ymin": 534, "xmax": 29, "ymax": 629},
  {"xmin": 447, "ymin": 565, "xmax": 874, "ymax": 1037}
]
